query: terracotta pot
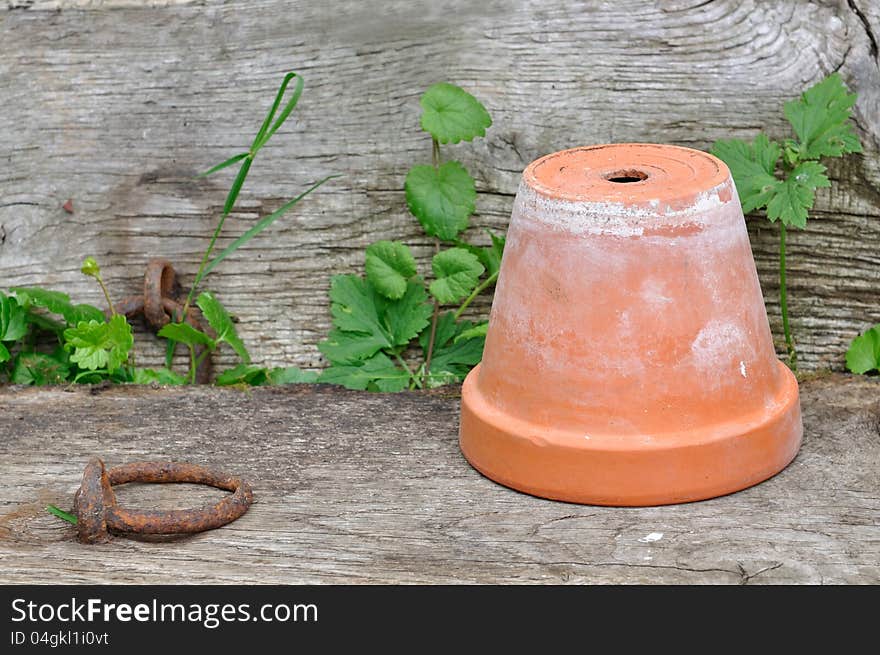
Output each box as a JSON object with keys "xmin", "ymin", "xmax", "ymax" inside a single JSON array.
[{"xmin": 460, "ymin": 144, "xmax": 802, "ymax": 506}]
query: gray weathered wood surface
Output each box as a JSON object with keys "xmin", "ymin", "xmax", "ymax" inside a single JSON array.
[
  {"xmin": 0, "ymin": 375, "xmax": 877, "ymax": 584},
  {"xmin": 1, "ymin": 0, "xmax": 879, "ymax": 372}
]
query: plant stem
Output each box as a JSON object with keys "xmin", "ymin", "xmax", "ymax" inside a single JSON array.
[
  {"xmin": 183, "ymin": 207, "xmax": 233, "ymax": 314},
  {"xmin": 423, "ymin": 240, "xmax": 441, "ymax": 387},
  {"xmin": 188, "ymin": 345, "xmax": 197, "ymax": 385},
  {"xmin": 193, "ymin": 348, "xmax": 212, "ymax": 373},
  {"xmin": 422, "ymin": 137, "xmax": 443, "ymax": 388},
  {"xmin": 393, "ymin": 352, "xmax": 421, "ymax": 389},
  {"xmin": 73, "ymin": 368, "xmax": 108, "ymax": 383},
  {"xmin": 96, "ymin": 276, "xmax": 116, "ymax": 316},
  {"xmin": 454, "ymin": 271, "xmax": 498, "ymax": 320},
  {"xmin": 778, "ymin": 222, "xmax": 797, "ymax": 371}
]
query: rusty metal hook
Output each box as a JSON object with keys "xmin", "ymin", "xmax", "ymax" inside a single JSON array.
[
  {"xmin": 116, "ymin": 259, "xmax": 213, "ymax": 383},
  {"xmin": 73, "ymin": 458, "xmax": 253, "ymax": 543}
]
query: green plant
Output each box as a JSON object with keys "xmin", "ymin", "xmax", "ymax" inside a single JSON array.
[
  {"xmin": 317, "ymin": 82, "xmax": 502, "ymax": 391},
  {"xmin": 185, "ymin": 71, "xmax": 336, "ymax": 309},
  {"xmin": 46, "ymin": 505, "xmax": 77, "ymax": 525},
  {"xmin": 846, "ymin": 326, "xmax": 880, "ymax": 374},
  {"xmin": 158, "ymin": 71, "xmax": 336, "ymax": 381},
  {"xmin": 1, "ymin": 261, "xmax": 168, "ymax": 385},
  {"xmin": 2, "ymin": 72, "xmax": 332, "ymax": 387},
  {"xmin": 711, "ymin": 74, "xmax": 861, "ymax": 371},
  {"xmin": 157, "ymin": 290, "xmax": 318, "ymax": 385}
]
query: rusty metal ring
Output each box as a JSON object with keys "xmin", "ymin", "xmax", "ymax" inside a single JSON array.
[
  {"xmin": 143, "ymin": 258, "xmax": 178, "ymax": 327},
  {"xmin": 116, "ymin": 258, "xmax": 213, "ymax": 384},
  {"xmin": 74, "ymin": 458, "xmax": 253, "ymax": 543}
]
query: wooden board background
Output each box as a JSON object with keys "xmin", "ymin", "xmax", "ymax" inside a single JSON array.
[
  {"xmin": 0, "ymin": 375, "xmax": 877, "ymax": 584},
  {"xmin": 1, "ymin": 0, "xmax": 879, "ymax": 372}
]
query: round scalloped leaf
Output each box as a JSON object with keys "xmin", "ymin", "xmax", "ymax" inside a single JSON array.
[
  {"xmin": 365, "ymin": 241, "xmax": 417, "ymax": 300},
  {"xmin": 405, "ymin": 161, "xmax": 475, "ymax": 241},
  {"xmin": 429, "ymin": 247, "xmax": 485, "ymax": 304},
  {"xmin": 419, "ymin": 83, "xmax": 492, "ymax": 144}
]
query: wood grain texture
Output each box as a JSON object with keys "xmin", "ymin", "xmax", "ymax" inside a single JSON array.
[
  {"xmin": 1, "ymin": 0, "xmax": 879, "ymax": 373},
  {"xmin": 0, "ymin": 376, "xmax": 877, "ymax": 584}
]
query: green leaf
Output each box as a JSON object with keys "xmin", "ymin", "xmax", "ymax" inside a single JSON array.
[
  {"xmin": 215, "ymin": 364, "xmax": 269, "ymax": 386},
  {"xmin": 783, "ymin": 73, "xmax": 862, "ymax": 160},
  {"xmin": 318, "ymin": 276, "xmax": 431, "ymax": 364},
  {"xmin": 765, "ymin": 161, "xmax": 830, "ymax": 228},
  {"xmin": 365, "ymin": 241, "xmax": 417, "ymax": 300},
  {"xmin": 0, "ymin": 291, "xmax": 28, "ymax": 343},
  {"xmin": 319, "ymin": 352, "xmax": 410, "ymax": 392},
  {"xmin": 131, "ymin": 368, "xmax": 187, "ymax": 385},
  {"xmin": 0, "ymin": 342, "xmax": 8, "ymax": 363},
  {"xmin": 455, "ymin": 229, "xmax": 506, "ymax": 278},
  {"xmin": 419, "ymin": 310, "xmax": 458, "ymax": 354},
  {"xmin": 63, "ymin": 314, "xmax": 133, "ymax": 372},
  {"xmin": 482, "ymin": 230, "xmax": 505, "ymax": 277},
  {"xmin": 419, "ymin": 82, "xmax": 492, "ymax": 144},
  {"xmin": 198, "ymin": 152, "xmax": 249, "ymax": 177},
  {"xmin": 164, "ymin": 338, "xmax": 176, "ymax": 369},
  {"xmin": 319, "ymin": 274, "xmax": 390, "ymax": 364},
  {"xmin": 11, "ymin": 352, "xmax": 71, "ymax": 385},
  {"xmin": 200, "ymin": 175, "xmax": 339, "ymax": 282},
  {"xmin": 405, "ymin": 161, "xmax": 476, "ymax": 241},
  {"xmin": 319, "ymin": 328, "xmax": 389, "ymax": 365},
  {"xmin": 430, "ymin": 248, "xmax": 485, "ymax": 304},
  {"xmin": 12, "ymin": 287, "xmax": 104, "ymax": 326},
  {"xmin": 384, "ymin": 278, "xmax": 433, "ymax": 346},
  {"xmin": 419, "ymin": 313, "xmax": 485, "ymax": 386},
  {"xmin": 710, "ymin": 135, "xmax": 781, "ymax": 213},
  {"xmin": 846, "ymin": 326, "xmax": 880, "ymax": 374},
  {"xmin": 157, "ymin": 322, "xmax": 215, "ymax": 349},
  {"xmin": 46, "ymin": 504, "xmax": 78, "ymax": 525},
  {"xmin": 267, "ymin": 366, "xmax": 319, "ymax": 385},
  {"xmin": 222, "ymin": 155, "xmax": 253, "ymax": 217},
  {"xmin": 197, "ymin": 291, "xmax": 250, "ymax": 363},
  {"xmin": 326, "ymin": 274, "xmax": 390, "ymax": 343},
  {"xmin": 455, "ymin": 321, "xmax": 488, "ymax": 343},
  {"xmin": 23, "ymin": 311, "xmax": 66, "ymax": 335},
  {"xmin": 252, "ymin": 72, "xmax": 304, "ymax": 152}
]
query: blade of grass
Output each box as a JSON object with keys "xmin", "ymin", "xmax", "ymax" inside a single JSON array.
[
  {"xmin": 222, "ymin": 156, "xmax": 253, "ymax": 217},
  {"xmin": 251, "ymin": 72, "xmax": 299, "ymax": 152},
  {"xmin": 186, "ymin": 157, "xmax": 252, "ymax": 307},
  {"xmin": 256, "ymin": 74, "xmax": 304, "ymax": 150},
  {"xmin": 201, "ymin": 175, "xmax": 339, "ymax": 280},
  {"xmin": 197, "ymin": 152, "xmax": 249, "ymax": 178},
  {"xmin": 46, "ymin": 504, "xmax": 77, "ymax": 525}
]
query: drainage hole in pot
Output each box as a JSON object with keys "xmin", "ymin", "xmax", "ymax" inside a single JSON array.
[{"xmin": 605, "ymin": 169, "xmax": 649, "ymax": 183}]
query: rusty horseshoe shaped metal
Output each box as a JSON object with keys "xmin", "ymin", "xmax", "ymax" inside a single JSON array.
[
  {"xmin": 74, "ymin": 458, "xmax": 254, "ymax": 543},
  {"xmin": 115, "ymin": 259, "xmax": 214, "ymax": 384}
]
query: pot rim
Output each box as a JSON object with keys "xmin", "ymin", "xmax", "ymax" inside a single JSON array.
[{"xmin": 523, "ymin": 143, "xmax": 731, "ymax": 208}]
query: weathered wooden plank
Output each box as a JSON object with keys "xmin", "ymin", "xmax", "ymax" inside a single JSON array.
[
  {"xmin": 0, "ymin": 375, "xmax": 877, "ymax": 584},
  {"xmin": 1, "ymin": 0, "xmax": 879, "ymax": 373}
]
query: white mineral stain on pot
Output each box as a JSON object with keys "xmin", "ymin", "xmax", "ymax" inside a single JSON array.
[
  {"xmin": 513, "ymin": 180, "xmax": 731, "ymax": 238},
  {"xmin": 691, "ymin": 320, "xmax": 748, "ymax": 370},
  {"xmin": 740, "ymin": 361, "xmax": 747, "ymax": 378},
  {"xmin": 639, "ymin": 532, "xmax": 664, "ymax": 543},
  {"xmin": 640, "ymin": 279, "xmax": 673, "ymax": 306}
]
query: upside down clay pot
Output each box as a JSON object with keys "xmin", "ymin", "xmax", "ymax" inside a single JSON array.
[{"xmin": 459, "ymin": 144, "xmax": 803, "ymax": 506}]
